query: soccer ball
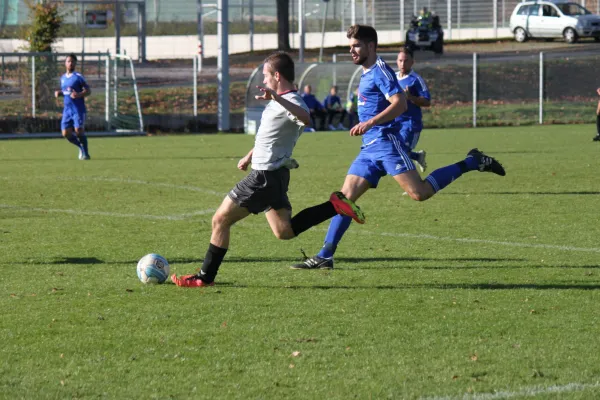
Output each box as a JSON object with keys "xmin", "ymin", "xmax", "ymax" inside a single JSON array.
[{"xmin": 136, "ymin": 253, "xmax": 170, "ymax": 284}]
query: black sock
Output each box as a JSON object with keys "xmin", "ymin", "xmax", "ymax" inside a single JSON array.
[
  {"xmin": 198, "ymin": 243, "xmax": 227, "ymax": 283},
  {"xmin": 456, "ymin": 160, "xmax": 470, "ymax": 174},
  {"xmin": 596, "ymin": 114, "xmax": 600, "ymax": 135},
  {"xmin": 290, "ymin": 201, "xmax": 336, "ymax": 237}
]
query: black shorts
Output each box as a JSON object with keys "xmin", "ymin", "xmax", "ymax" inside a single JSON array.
[{"xmin": 228, "ymin": 168, "xmax": 291, "ymax": 214}]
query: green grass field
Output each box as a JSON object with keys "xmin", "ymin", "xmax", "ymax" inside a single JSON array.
[{"xmin": 1, "ymin": 125, "xmax": 600, "ymax": 399}]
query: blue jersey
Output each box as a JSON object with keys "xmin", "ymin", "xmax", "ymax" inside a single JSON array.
[
  {"xmin": 357, "ymin": 57, "xmax": 403, "ymax": 144},
  {"xmin": 395, "ymin": 70, "xmax": 430, "ymax": 130},
  {"xmin": 323, "ymin": 94, "xmax": 342, "ymax": 109},
  {"xmin": 60, "ymin": 72, "xmax": 89, "ymax": 113},
  {"xmin": 300, "ymin": 93, "xmax": 323, "ymax": 111}
]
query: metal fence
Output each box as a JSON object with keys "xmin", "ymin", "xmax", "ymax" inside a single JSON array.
[{"xmin": 245, "ymin": 49, "xmax": 600, "ymax": 133}]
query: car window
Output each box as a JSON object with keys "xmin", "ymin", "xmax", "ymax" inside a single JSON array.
[
  {"xmin": 528, "ymin": 5, "xmax": 540, "ymax": 16},
  {"xmin": 542, "ymin": 5, "xmax": 559, "ymax": 17},
  {"xmin": 517, "ymin": 5, "xmax": 531, "ymax": 15},
  {"xmin": 557, "ymin": 3, "xmax": 591, "ymax": 15}
]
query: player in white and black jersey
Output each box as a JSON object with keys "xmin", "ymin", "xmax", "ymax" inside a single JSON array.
[{"xmin": 171, "ymin": 52, "xmax": 366, "ymax": 287}]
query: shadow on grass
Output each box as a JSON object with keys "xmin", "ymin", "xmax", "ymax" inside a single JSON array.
[
  {"xmin": 443, "ymin": 191, "xmax": 600, "ymax": 195},
  {"xmin": 214, "ymin": 282, "xmax": 600, "ymax": 290}
]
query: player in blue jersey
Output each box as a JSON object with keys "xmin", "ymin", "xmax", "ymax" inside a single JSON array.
[
  {"xmin": 54, "ymin": 54, "xmax": 91, "ymax": 160},
  {"xmin": 291, "ymin": 25, "xmax": 506, "ymax": 270},
  {"xmin": 396, "ymin": 47, "xmax": 430, "ymax": 172}
]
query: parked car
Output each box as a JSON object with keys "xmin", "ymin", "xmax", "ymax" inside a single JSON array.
[
  {"xmin": 510, "ymin": 0, "xmax": 600, "ymax": 43},
  {"xmin": 405, "ymin": 8, "xmax": 444, "ymax": 54}
]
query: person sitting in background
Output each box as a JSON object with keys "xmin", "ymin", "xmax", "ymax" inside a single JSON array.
[
  {"xmin": 346, "ymin": 88, "xmax": 359, "ymax": 128},
  {"xmin": 300, "ymin": 84, "xmax": 326, "ymax": 132},
  {"xmin": 323, "ymin": 85, "xmax": 347, "ymax": 130}
]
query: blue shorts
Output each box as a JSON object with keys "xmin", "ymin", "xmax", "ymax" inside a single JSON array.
[
  {"xmin": 347, "ymin": 135, "xmax": 416, "ymax": 188},
  {"xmin": 61, "ymin": 109, "xmax": 86, "ymax": 130},
  {"xmin": 399, "ymin": 120, "xmax": 422, "ymax": 150}
]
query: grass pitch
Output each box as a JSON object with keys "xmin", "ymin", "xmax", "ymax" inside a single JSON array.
[{"xmin": 1, "ymin": 125, "xmax": 599, "ymax": 399}]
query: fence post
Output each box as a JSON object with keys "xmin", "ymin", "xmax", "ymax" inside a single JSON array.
[
  {"xmin": 332, "ymin": 53, "xmax": 337, "ymax": 86},
  {"xmin": 32, "ymin": 56, "xmax": 36, "ymax": 119},
  {"xmin": 539, "ymin": 51, "xmax": 544, "ymax": 125},
  {"xmin": 98, "ymin": 51, "xmax": 102, "ymax": 79},
  {"xmin": 1, "ymin": 55, "xmax": 4, "ymax": 81},
  {"xmin": 493, "ymin": 0, "xmax": 498, "ymax": 38},
  {"xmin": 249, "ymin": 0, "xmax": 254, "ymax": 52},
  {"xmin": 193, "ymin": 56, "xmax": 198, "ymax": 118},
  {"xmin": 447, "ymin": 0, "xmax": 452, "ymax": 40},
  {"xmin": 473, "ymin": 52, "xmax": 477, "ymax": 128},
  {"xmin": 105, "ymin": 54, "xmax": 110, "ymax": 130},
  {"xmin": 113, "ymin": 57, "xmax": 118, "ymax": 117}
]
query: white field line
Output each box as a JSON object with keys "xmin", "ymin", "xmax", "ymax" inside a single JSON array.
[
  {"xmin": 4, "ymin": 175, "xmax": 600, "ymax": 254},
  {"xmin": 0, "ymin": 204, "xmax": 214, "ymax": 221},
  {"xmin": 60, "ymin": 177, "xmax": 228, "ymax": 197},
  {"xmin": 421, "ymin": 381, "xmax": 600, "ymax": 400},
  {"xmin": 355, "ymin": 229, "xmax": 600, "ymax": 254}
]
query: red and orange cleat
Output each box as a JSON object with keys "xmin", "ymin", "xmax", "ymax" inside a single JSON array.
[
  {"xmin": 329, "ymin": 191, "xmax": 366, "ymax": 224},
  {"xmin": 171, "ymin": 274, "xmax": 215, "ymax": 287}
]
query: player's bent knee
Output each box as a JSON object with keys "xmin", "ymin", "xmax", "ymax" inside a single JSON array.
[
  {"xmin": 405, "ymin": 188, "xmax": 432, "ymax": 202},
  {"xmin": 272, "ymin": 226, "xmax": 295, "ymax": 240}
]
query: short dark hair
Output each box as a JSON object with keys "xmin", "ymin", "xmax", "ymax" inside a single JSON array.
[
  {"xmin": 263, "ymin": 51, "xmax": 294, "ymax": 83},
  {"xmin": 346, "ymin": 24, "xmax": 378, "ymax": 48},
  {"xmin": 398, "ymin": 47, "xmax": 414, "ymax": 59},
  {"xmin": 66, "ymin": 53, "xmax": 77, "ymax": 63}
]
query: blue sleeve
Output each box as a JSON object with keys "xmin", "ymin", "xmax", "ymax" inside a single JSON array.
[
  {"xmin": 375, "ymin": 68, "xmax": 401, "ymax": 100},
  {"xmin": 413, "ymin": 75, "xmax": 430, "ymax": 100},
  {"xmin": 79, "ymin": 75, "xmax": 90, "ymax": 90}
]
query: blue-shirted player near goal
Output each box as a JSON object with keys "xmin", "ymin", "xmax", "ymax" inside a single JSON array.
[
  {"xmin": 54, "ymin": 53, "xmax": 91, "ymax": 160},
  {"xmin": 291, "ymin": 25, "xmax": 506, "ymax": 270},
  {"xmin": 396, "ymin": 46, "xmax": 430, "ymax": 172}
]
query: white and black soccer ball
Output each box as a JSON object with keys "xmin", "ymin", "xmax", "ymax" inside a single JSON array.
[{"xmin": 136, "ymin": 253, "xmax": 170, "ymax": 284}]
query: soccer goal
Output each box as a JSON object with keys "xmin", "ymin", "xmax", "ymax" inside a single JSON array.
[{"xmin": 0, "ymin": 52, "xmax": 143, "ymax": 138}]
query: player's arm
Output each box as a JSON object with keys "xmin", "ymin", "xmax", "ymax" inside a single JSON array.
[
  {"xmin": 54, "ymin": 89, "xmax": 63, "ymax": 98},
  {"xmin": 71, "ymin": 78, "xmax": 92, "ymax": 99},
  {"xmin": 255, "ymin": 86, "xmax": 311, "ymax": 126},
  {"xmin": 350, "ymin": 93, "xmax": 407, "ymax": 136},
  {"xmin": 238, "ymin": 148, "xmax": 254, "ymax": 171},
  {"xmin": 274, "ymin": 94, "xmax": 311, "ymax": 126},
  {"xmin": 404, "ymin": 80, "xmax": 431, "ymax": 107}
]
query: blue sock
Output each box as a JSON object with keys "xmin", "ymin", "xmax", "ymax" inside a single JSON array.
[
  {"xmin": 425, "ymin": 155, "xmax": 479, "ymax": 193},
  {"xmin": 78, "ymin": 134, "xmax": 89, "ymax": 155},
  {"xmin": 66, "ymin": 134, "xmax": 82, "ymax": 149},
  {"xmin": 317, "ymin": 215, "xmax": 352, "ymax": 259}
]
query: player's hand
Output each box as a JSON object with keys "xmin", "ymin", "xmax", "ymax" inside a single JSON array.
[
  {"xmin": 255, "ymin": 86, "xmax": 276, "ymax": 101},
  {"xmin": 237, "ymin": 155, "xmax": 251, "ymax": 171},
  {"xmin": 350, "ymin": 120, "xmax": 373, "ymax": 136},
  {"xmin": 70, "ymin": 91, "xmax": 79, "ymax": 99},
  {"xmin": 597, "ymin": 88, "xmax": 600, "ymax": 96},
  {"xmin": 403, "ymin": 86, "xmax": 413, "ymax": 101},
  {"xmin": 54, "ymin": 90, "xmax": 61, "ymax": 98}
]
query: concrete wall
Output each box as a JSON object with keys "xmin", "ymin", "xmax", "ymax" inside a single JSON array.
[{"xmin": 0, "ymin": 28, "xmax": 513, "ymax": 60}]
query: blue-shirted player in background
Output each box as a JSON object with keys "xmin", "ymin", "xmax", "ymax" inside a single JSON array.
[
  {"xmin": 396, "ymin": 47, "xmax": 430, "ymax": 172},
  {"xmin": 54, "ymin": 54, "xmax": 91, "ymax": 160},
  {"xmin": 291, "ymin": 24, "xmax": 506, "ymax": 270}
]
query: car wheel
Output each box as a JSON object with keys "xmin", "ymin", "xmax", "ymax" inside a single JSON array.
[
  {"xmin": 514, "ymin": 27, "xmax": 528, "ymax": 43},
  {"xmin": 405, "ymin": 40, "xmax": 416, "ymax": 52},
  {"xmin": 563, "ymin": 28, "xmax": 578, "ymax": 43}
]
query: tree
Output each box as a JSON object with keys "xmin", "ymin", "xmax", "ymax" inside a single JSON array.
[
  {"xmin": 276, "ymin": 0, "xmax": 291, "ymax": 51},
  {"xmin": 20, "ymin": 0, "xmax": 63, "ymax": 115},
  {"xmin": 22, "ymin": 0, "xmax": 63, "ymax": 52}
]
